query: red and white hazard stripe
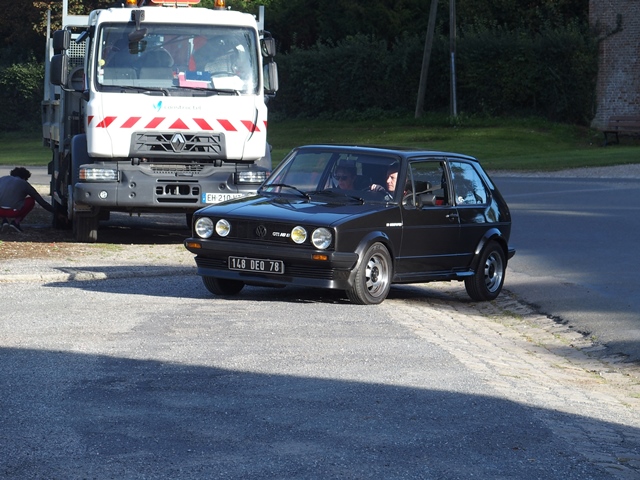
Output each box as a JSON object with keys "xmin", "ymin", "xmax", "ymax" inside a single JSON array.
[{"xmin": 87, "ymin": 116, "xmax": 267, "ymax": 133}]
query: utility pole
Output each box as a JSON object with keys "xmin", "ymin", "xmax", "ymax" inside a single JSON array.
[
  {"xmin": 449, "ymin": 0, "xmax": 457, "ymax": 117},
  {"xmin": 414, "ymin": 0, "xmax": 439, "ymax": 118}
]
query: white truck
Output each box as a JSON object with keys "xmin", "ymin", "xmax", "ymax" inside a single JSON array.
[{"xmin": 42, "ymin": 0, "xmax": 278, "ymax": 242}]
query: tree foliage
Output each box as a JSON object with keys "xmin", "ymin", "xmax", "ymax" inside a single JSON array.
[{"xmin": 0, "ymin": 0, "xmax": 597, "ymax": 128}]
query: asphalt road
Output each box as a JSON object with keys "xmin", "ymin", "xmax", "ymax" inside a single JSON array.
[
  {"xmin": 2, "ymin": 167, "xmax": 640, "ymax": 478},
  {"xmin": 4, "ymin": 166, "xmax": 639, "ymax": 364},
  {"xmin": 492, "ymin": 173, "xmax": 640, "ymax": 363},
  {"xmin": 2, "ymin": 274, "xmax": 639, "ymax": 478}
]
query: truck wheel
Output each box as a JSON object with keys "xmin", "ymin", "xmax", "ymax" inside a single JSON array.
[
  {"xmin": 73, "ymin": 212, "xmax": 99, "ymax": 243},
  {"xmin": 346, "ymin": 242, "xmax": 392, "ymax": 305},
  {"xmin": 202, "ymin": 276, "xmax": 244, "ymax": 296},
  {"xmin": 464, "ymin": 241, "xmax": 506, "ymax": 301}
]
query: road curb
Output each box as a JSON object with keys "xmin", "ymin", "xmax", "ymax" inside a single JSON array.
[{"xmin": 0, "ymin": 266, "xmax": 196, "ymax": 284}]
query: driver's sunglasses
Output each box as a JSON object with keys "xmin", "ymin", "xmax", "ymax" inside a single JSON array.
[{"xmin": 334, "ymin": 174, "xmax": 350, "ymax": 181}]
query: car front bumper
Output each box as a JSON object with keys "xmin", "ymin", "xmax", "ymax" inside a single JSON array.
[{"xmin": 184, "ymin": 237, "xmax": 359, "ymax": 290}]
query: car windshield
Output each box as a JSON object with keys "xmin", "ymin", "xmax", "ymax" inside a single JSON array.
[
  {"xmin": 261, "ymin": 149, "xmax": 401, "ymax": 203},
  {"xmin": 95, "ymin": 23, "xmax": 258, "ymax": 95}
]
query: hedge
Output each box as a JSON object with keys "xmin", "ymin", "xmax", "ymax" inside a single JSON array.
[{"xmin": 271, "ymin": 24, "xmax": 598, "ymax": 124}]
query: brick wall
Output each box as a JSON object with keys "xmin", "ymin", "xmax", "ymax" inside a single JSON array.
[{"xmin": 590, "ymin": 1, "xmax": 640, "ymax": 128}]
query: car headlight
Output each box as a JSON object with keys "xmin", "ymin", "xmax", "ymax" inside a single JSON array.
[
  {"xmin": 79, "ymin": 167, "xmax": 118, "ymax": 182},
  {"xmin": 195, "ymin": 217, "xmax": 214, "ymax": 238},
  {"xmin": 311, "ymin": 228, "xmax": 332, "ymax": 249},
  {"xmin": 291, "ymin": 226, "xmax": 307, "ymax": 244},
  {"xmin": 215, "ymin": 219, "xmax": 231, "ymax": 237}
]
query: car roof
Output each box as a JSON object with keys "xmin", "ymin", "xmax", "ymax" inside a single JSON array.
[{"xmin": 293, "ymin": 144, "xmax": 479, "ymax": 162}]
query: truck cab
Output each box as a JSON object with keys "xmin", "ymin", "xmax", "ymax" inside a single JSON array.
[{"xmin": 42, "ymin": 0, "xmax": 278, "ymax": 242}]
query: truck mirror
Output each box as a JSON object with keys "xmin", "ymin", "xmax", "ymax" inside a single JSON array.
[
  {"xmin": 52, "ymin": 30, "xmax": 71, "ymax": 54},
  {"xmin": 261, "ymin": 37, "xmax": 276, "ymax": 57},
  {"xmin": 263, "ymin": 61, "xmax": 278, "ymax": 95},
  {"xmin": 50, "ymin": 54, "xmax": 69, "ymax": 87}
]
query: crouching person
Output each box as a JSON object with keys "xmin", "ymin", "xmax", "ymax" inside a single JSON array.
[{"xmin": 0, "ymin": 167, "xmax": 54, "ymax": 233}]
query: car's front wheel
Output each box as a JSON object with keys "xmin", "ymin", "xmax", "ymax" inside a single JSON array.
[
  {"xmin": 202, "ymin": 276, "xmax": 245, "ymax": 296},
  {"xmin": 465, "ymin": 241, "xmax": 506, "ymax": 301},
  {"xmin": 346, "ymin": 242, "xmax": 392, "ymax": 305}
]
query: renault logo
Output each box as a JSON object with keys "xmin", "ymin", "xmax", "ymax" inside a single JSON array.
[{"xmin": 170, "ymin": 133, "xmax": 187, "ymax": 152}]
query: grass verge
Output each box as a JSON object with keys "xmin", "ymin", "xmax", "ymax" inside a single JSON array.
[{"xmin": 3, "ymin": 116, "xmax": 640, "ymax": 171}]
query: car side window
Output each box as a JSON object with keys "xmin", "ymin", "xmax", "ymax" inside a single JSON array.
[
  {"xmin": 405, "ymin": 160, "xmax": 448, "ymax": 207},
  {"xmin": 449, "ymin": 161, "xmax": 488, "ymax": 205}
]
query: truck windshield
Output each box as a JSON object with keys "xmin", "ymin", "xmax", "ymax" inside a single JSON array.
[{"xmin": 95, "ymin": 23, "xmax": 259, "ymax": 94}]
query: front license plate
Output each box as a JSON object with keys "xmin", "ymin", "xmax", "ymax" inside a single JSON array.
[
  {"xmin": 203, "ymin": 193, "xmax": 245, "ymax": 204},
  {"xmin": 228, "ymin": 256, "xmax": 285, "ymax": 274}
]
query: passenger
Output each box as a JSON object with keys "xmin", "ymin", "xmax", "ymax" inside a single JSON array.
[
  {"xmin": 0, "ymin": 167, "xmax": 54, "ymax": 233},
  {"xmin": 334, "ymin": 165, "xmax": 357, "ymax": 190}
]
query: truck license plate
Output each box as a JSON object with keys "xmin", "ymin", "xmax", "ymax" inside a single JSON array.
[
  {"xmin": 203, "ymin": 193, "xmax": 245, "ymax": 204},
  {"xmin": 228, "ymin": 256, "xmax": 284, "ymax": 274}
]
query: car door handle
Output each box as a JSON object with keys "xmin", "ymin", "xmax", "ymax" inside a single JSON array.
[{"xmin": 446, "ymin": 213, "xmax": 459, "ymax": 221}]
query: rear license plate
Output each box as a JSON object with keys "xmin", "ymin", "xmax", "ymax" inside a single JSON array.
[
  {"xmin": 203, "ymin": 193, "xmax": 245, "ymax": 204},
  {"xmin": 228, "ymin": 256, "xmax": 284, "ymax": 274}
]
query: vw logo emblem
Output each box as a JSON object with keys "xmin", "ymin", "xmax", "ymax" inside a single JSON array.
[{"xmin": 255, "ymin": 225, "xmax": 267, "ymax": 238}]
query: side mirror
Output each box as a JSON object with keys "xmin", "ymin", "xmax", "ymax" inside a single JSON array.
[
  {"xmin": 50, "ymin": 54, "xmax": 69, "ymax": 87},
  {"xmin": 263, "ymin": 61, "xmax": 279, "ymax": 95},
  {"xmin": 52, "ymin": 29, "xmax": 71, "ymax": 54},
  {"xmin": 261, "ymin": 37, "xmax": 276, "ymax": 57}
]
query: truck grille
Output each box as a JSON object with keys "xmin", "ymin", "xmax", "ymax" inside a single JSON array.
[
  {"xmin": 150, "ymin": 164, "xmax": 205, "ymax": 175},
  {"xmin": 131, "ymin": 132, "xmax": 226, "ymax": 159}
]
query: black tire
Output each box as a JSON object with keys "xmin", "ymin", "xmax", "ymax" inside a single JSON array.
[
  {"xmin": 202, "ymin": 276, "xmax": 245, "ymax": 296},
  {"xmin": 465, "ymin": 241, "xmax": 506, "ymax": 301},
  {"xmin": 73, "ymin": 212, "xmax": 99, "ymax": 243},
  {"xmin": 51, "ymin": 199, "xmax": 71, "ymax": 229},
  {"xmin": 346, "ymin": 242, "xmax": 392, "ymax": 305}
]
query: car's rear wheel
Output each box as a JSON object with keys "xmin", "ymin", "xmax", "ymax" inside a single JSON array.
[
  {"xmin": 346, "ymin": 242, "xmax": 392, "ymax": 305},
  {"xmin": 465, "ymin": 241, "xmax": 506, "ymax": 301},
  {"xmin": 202, "ymin": 276, "xmax": 245, "ymax": 296}
]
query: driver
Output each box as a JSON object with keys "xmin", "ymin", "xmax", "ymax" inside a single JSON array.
[{"xmin": 370, "ymin": 163, "xmax": 399, "ymax": 193}]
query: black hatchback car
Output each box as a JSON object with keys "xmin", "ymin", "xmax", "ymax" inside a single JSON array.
[{"xmin": 184, "ymin": 145, "xmax": 515, "ymax": 304}]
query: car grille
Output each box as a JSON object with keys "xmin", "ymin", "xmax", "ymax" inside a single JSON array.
[{"xmin": 228, "ymin": 220, "xmax": 307, "ymax": 245}]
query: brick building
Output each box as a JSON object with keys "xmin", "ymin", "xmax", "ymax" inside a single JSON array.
[{"xmin": 590, "ymin": 1, "xmax": 640, "ymax": 128}]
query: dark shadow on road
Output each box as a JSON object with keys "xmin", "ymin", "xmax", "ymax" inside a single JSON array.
[{"xmin": 1, "ymin": 347, "xmax": 634, "ymax": 479}]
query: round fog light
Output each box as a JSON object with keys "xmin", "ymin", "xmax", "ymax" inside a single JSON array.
[
  {"xmin": 291, "ymin": 226, "xmax": 307, "ymax": 244},
  {"xmin": 215, "ymin": 219, "xmax": 231, "ymax": 237}
]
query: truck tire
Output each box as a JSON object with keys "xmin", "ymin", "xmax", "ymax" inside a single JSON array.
[
  {"xmin": 51, "ymin": 199, "xmax": 71, "ymax": 229},
  {"xmin": 73, "ymin": 212, "xmax": 99, "ymax": 243}
]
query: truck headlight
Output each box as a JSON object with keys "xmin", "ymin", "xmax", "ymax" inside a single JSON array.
[
  {"xmin": 79, "ymin": 167, "xmax": 118, "ymax": 182},
  {"xmin": 236, "ymin": 170, "xmax": 268, "ymax": 184}
]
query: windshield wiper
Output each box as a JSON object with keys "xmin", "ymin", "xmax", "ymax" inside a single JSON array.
[
  {"xmin": 261, "ymin": 183, "xmax": 311, "ymax": 199},
  {"xmin": 177, "ymin": 85, "xmax": 240, "ymax": 95},
  {"xmin": 113, "ymin": 85, "xmax": 169, "ymax": 96}
]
